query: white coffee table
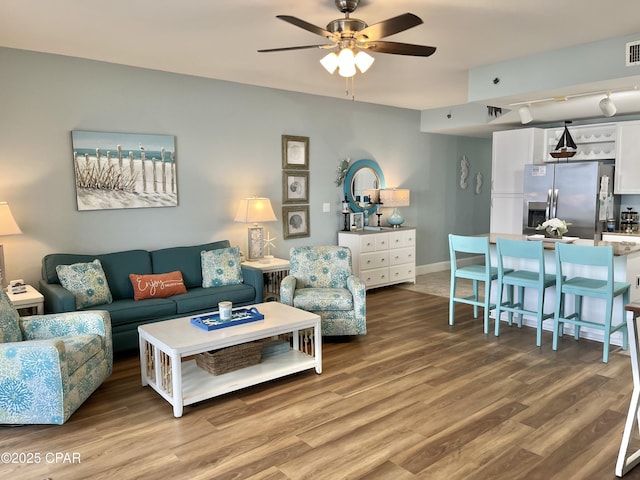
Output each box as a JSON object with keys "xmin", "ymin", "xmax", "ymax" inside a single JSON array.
[{"xmin": 138, "ymin": 302, "xmax": 322, "ymax": 417}]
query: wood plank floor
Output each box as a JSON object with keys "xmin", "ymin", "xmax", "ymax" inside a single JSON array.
[{"xmin": 3, "ymin": 286, "xmax": 640, "ymax": 480}]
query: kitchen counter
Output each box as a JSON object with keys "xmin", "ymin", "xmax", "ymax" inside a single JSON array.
[
  {"xmin": 484, "ymin": 232, "xmax": 640, "ymax": 347},
  {"xmin": 486, "ymin": 232, "xmax": 640, "ymax": 256},
  {"xmin": 606, "ymin": 231, "xmax": 640, "ymax": 237}
]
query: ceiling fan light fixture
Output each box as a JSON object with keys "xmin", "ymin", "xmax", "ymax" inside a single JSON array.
[
  {"xmin": 354, "ymin": 50, "xmax": 374, "ymax": 73},
  {"xmin": 337, "ymin": 48, "xmax": 356, "ymax": 77},
  {"xmin": 320, "ymin": 52, "xmax": 339, "ymax": 74},
  {"xmin": 599, "ymin": 94, "xmax": 617, "ymax": 117}
]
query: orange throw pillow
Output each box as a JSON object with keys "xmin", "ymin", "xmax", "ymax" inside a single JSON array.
[{"xmin": 129, "ymin": 271, "xmax": 187, "ymax": 300}]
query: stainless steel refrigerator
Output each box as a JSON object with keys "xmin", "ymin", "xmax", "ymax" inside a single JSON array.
[{"xmin": 522, "ymin": 161, "xmax": 618, "ymax": 239}]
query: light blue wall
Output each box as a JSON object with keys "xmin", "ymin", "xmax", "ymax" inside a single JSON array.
[
  {"xmin": 469, "ymin": 32, "xmax": 640, "ymax": 102},
  {"xmin": 0, "ymin": 47, "xmax": 490, "ymax": 285}
]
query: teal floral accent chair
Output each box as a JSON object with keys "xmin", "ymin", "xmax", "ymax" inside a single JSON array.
[
  {"xmin": 280, "ymin": 246, "xmax": 366, "ymax": 336},
  {"xmin": 0, "ymin": 290, "xmax": 112, "ymax": 425}
]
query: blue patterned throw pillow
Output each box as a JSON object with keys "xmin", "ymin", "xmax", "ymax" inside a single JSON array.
[
  {"xmin": 0, "ymin": 290, "xmax": 22, "ymax": 343},
  {"xmin": 201, "ymin": 247, "xmax": 243, "ymax": 287},
  {"xmin": 56, "ymin": 259, "xmax": 113, "ymax": 309}
]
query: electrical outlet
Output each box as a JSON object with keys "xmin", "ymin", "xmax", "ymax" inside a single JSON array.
[{"xmin": 322, "ymin": 203, "xmax": 331, "ymax": 213}]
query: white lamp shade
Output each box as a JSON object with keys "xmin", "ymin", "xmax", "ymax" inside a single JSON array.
[
  {"xmin": 234, "ymin": 197, "xmax": 277, "ymax": 224},
  {"xmin": 355, "ymin": 51, "xmax": 374, "ymax": 73},
  {"xmin": 379, "ymin": 189, "xmax": 410, "ymax": 207},
  {"xmin": 320, "ymin": 52, "xmax": 339, "ymax": 74},
  {"xmin": 518, "ymin": 105, "xmax": 533, "ymax": 124},
  {"xmin": 0, "ymin": 202, "xmax": 22, "ymax": 236},
  {"xmin": 337, "ymin": 48, "xmax": 356, "ymax": 78},
  {"xmin": 599, "ymin": 96, "xmax": 617, "ymax": 117}
]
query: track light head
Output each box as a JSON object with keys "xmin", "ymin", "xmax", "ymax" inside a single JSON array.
[
  {"xmin": 599, "ymin": 94, "xmax": 617, "ymax": 117},
  {"xmin": 518, "ymin": 105, "xmax": 533, "ymax": 124}
]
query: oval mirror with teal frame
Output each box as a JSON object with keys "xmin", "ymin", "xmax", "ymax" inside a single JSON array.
[{"xmin": 343, "ymin": 159, "xmax": 386, "ymax": 215}]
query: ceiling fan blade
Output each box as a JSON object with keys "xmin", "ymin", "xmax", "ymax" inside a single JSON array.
[
  {"xmin": 276, "ymin": 15, "xmax": 333, "ymax": 39},
  {"xmin": 258, "ymin": 44, "xmax": 333, "ymax": 53},
  {"xmin": 356, "ymin": 13, "xmax": 423, "ymax": 41},
  {"xmin": 365, "ymin": 41, "xmax": 436, "ymax": 57}
]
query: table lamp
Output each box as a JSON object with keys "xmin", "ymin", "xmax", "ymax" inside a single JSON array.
[
  {"xmin": 0, "ymin": 202, "xmax": 22, "ymax": 289},
  {"xmin": 234, "ymin": 197, "xmax": 277, "ymax": 261},
  {"xmin": 379, "ymin": 188, "xmax": 410, "ymax": 228}
]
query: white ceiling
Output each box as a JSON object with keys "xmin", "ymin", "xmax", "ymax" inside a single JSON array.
[{"xmin": 1, "ymin": 0, "xmax": 640, "ymax": 123}]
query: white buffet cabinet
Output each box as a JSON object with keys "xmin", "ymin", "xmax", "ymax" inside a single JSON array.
[{"xmin": 338, "ymin": 227, "xmax": 416, "ymax": 289}]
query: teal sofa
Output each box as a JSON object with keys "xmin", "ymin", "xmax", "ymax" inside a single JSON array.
[{"xmin": 39, "ymin": 241, "xmax": 263, "ymax": 355}]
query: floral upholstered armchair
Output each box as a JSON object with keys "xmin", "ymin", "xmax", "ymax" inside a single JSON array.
[
  {"xmin": 280, "ymin": 246, "xmax": 366, "ymax": 336},
  {"xmin": 0, "ymin": 290, "xmax": 112, "ymax": 425}
]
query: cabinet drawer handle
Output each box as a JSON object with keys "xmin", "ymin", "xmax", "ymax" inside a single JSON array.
[{"xmin": 366, "ymin": 260, "xmax": 371, "ymax": 264}]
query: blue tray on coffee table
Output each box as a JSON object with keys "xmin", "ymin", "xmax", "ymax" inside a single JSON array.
[{"xmin": 190, "ymin": 307, "xmax": 264, "ymax": 331}]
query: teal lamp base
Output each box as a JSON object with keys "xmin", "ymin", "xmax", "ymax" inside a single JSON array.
[{"xmin": 387, "ymin": 208, "xmax": 405, "ymax": 228}]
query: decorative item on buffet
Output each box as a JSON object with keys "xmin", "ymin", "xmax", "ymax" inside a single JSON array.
[{"xmin": 341, "ymin": 195, "xmax": 351, "ymax": 232}]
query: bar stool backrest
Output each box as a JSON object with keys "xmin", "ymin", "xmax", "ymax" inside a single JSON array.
[
  {"xmin": 555, "ymin": 243, "xmax": 614, "ymax": 293},
  {"xmin": 448, "ymin": 234, "xmax": 491, "ymax": 273},
  {"xmin": 496, "ymin": 238, "xmax": 545, "ymax": 275}
]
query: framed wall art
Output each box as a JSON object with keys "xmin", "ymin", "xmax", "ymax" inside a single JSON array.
[
  {"xmin": 283, "ymin": 205, "xmax": 310, "ymax": 239},
  {"xmin": 71, "ymin": 130, "xmax": 177, "ymax": 211},
  {"xmin": 247, "ymin": 226, "xmax": 265, "ymax": 261},
  {"xmin": 282, "ymin": 170, "xmax": 309, "ymax": 204},
  {"xmin": 282, "ymin": 135, "xmax": 309, "ymax": 170},
  {"xmin": 350, "ymin": 212, "xmax": 364, "ymax": 231}
]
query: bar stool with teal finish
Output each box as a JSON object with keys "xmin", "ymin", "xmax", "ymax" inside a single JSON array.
[
  {"xmin": 494, "ymin": 238, "xmax": 557, "ymax": 346},
  {"xmin": 552, "ymin": 242, "xmax": 630, "ymax": 363},
  {"xmin": 448, "ymin": 234, "xmax": 508, "ymax": 334}
]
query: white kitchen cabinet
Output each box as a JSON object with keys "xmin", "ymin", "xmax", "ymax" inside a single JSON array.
[
  {"xmin": 491, "ymin": 128, "xmax": 544, "ymax": 194},
  {"xmin": 615, "ymin": 121, "xmax": 640, "ymax": 194},
  {"xmin": 490, "ymin": 194, "xmax": 524, "ymax": 235},
  {"xmin": 338, "ymin": 228, "xmax": 416, "ymax": 289}
]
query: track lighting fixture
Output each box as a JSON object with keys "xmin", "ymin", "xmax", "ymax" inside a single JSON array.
[
  {"xmin": 518, "ymin": 105, "xmax": 533, "ymax": 124},
  {"xmin": 511, "ymin": 88, "xmax": 635, "ymax": 122},
  {"xmin": 599, "ymin": 93, "xmax": 617, "ymax": 117}
]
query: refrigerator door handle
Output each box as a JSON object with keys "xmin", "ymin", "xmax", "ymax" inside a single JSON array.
[
  {"xmin": 552, "ymin": 189, "xmax": 559, "ymax": 218},
  {"xmin": 546, "ymin": 189, "xmax": 552, "ymax": 220}
]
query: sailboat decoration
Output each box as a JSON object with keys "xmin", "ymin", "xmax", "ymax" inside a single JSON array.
[{"xmin": 549, "ymin": 121, "xmax": 577, "ymax": 159}]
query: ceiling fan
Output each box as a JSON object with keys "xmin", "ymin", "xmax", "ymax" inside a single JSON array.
[{"xmin": 258, "ymin": 0, "xmax": 436, "ymax": 78}]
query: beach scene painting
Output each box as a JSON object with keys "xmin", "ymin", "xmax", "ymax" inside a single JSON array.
[{"xmin": 71, "ymin": 130, "xmax": 178, "ymax": 211}]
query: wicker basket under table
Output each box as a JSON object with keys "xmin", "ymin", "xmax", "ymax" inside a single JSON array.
[{"xmin": 195, "ymin": 341, "xmax": 263, "ymax": 376}]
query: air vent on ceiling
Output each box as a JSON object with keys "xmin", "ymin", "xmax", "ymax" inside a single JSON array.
[{"xmin": 627, "ymin": 41, "xmax": 640, "ymax": 66}]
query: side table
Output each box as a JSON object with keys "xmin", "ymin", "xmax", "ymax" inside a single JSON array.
[
  {"xmin": 242, "ymin": 257, "xmax": 290, "ymax": 301},
  {"xmin": 6, "ymin": 284, "xmax": 45, "ymax": 316}
]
